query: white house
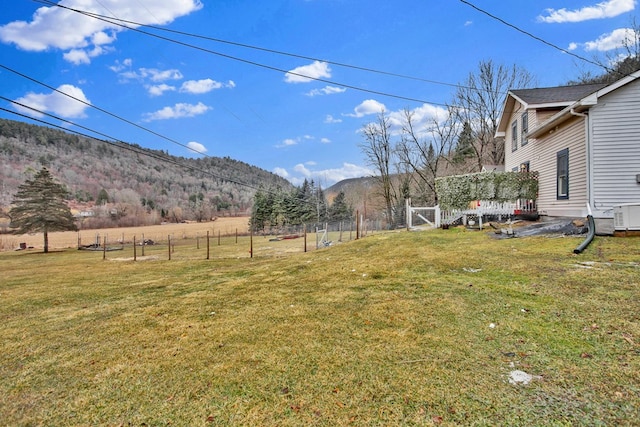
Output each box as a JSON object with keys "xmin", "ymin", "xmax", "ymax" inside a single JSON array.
[{"xmin": 496, "ymin": 71, "xmax": 640, "ymax": 234}]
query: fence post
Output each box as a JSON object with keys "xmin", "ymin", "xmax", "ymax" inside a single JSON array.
[
  {"xmin": 218, "ymin": 230, "xmax": 221, "ymax": 246},
  {"xmin": 235, "ymin": 228, "xmax": 238, "ymax": 244},
  {"xmin": 356, "ymin": 210, "xmax": 360, "ymax": 240},
  {"xmin": 133, "ymin": 235, "xmax": 137, "ymax": 261},
  {"xmin": 196, "ymin": 232, "xmax": 200, "ymax": 250},
  {"xmin": 250, "ymin": 228, "xmax": 253, "ymax": 258},
  {"xmin": 168, "ymin": 235, "xmax": 171, "ymax": 260},
  {"xmin": 206, "ymin": 231, "xmax": 210, "ymax": 260},
  {"xmin": 142, "ymin": 233, "xmax": 145, "ymax": 256},
  {"xmin": 103, "ymin": 236, "xmax": 106, "ymax": 261}
]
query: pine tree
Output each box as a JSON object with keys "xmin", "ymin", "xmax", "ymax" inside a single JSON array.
[
  {"xmin": 453, "ymin": 121, "xmax": 475, "ymax": 164},
  {"xmin": 328, "ymin": 190, "xmax": 352, "ymax": 221},
  {"xmin": 9, "ymin": 167, "xmax": 78, "ymax": 253}
]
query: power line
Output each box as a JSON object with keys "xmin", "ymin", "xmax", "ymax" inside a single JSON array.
[
  {"xmin": 34, "ymin": 0, "xmax": 448, "ymax": 106},
  {"xmin": 0, "ymin": 99, "xmax": 257, "ymax": 190},
  {"xmin": 458, "ymin": 0, "xmax": 618, "ymax": 76},
  {"xmin": 0, "ymin": 63, "xmax": 206, "ymax": 156},
  {"xmin": 34, "ymin": 0, "xmax": 466, "ymax": 91}
]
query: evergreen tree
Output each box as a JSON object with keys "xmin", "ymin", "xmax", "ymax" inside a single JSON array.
[
  {"xmin": 250, "ymin": 187, "xmax": 270, "ymax": 231},
  {"xmin": 453, "ymin": 121, "xmax": 475, "ymax": 164},
  {"xmin": 9, "ymin": 167, "xmax": 78, "ymax": 253},
  {"xmin": 328, "ymin": 190, "xmax": 352, "ymax": 221}
]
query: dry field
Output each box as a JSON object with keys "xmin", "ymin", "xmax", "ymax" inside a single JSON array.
[{"xmin": 0, "ymin": 217, "xmax": 250, "ymax": 252}]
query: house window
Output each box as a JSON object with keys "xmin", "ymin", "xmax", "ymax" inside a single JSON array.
[
  {"xmin": 521, "ymin": 113, "xmax": 528, "ymax": 146},
  {"xmin": 511, "ymin": 120, "xmax": 518, "ymax": 152},
  {"xmin": 557, "ymin": 148, "xmax": 569, "ymax": 199}
]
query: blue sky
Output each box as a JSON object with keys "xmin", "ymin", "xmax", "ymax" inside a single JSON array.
[{"xmin": 0, "ymin": 0, "xmax": 637, "ymax": 187}]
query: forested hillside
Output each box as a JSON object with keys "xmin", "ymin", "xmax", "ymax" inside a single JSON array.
[{"xmin": 0, "ymin": 118, "xmax": 293, "ymax": 227}]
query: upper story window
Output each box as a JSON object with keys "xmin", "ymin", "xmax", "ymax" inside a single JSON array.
[
  {"xmin": 557, "ymin": 148, "xmax": 569, "ymax": 200},
  {"xmin": 511, "ymin": 120, "xmax": 518, "ymax": 152},
  {"xmin": 521, "ymin": 113, "xmax": 529, "ymax": 146}
]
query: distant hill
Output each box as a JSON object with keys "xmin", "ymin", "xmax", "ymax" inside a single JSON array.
[{"xmin": 0, "ymin": 118, "xmax": 293, "ymax": 226}]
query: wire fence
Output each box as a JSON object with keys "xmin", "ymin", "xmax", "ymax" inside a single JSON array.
[{"xmin": 71, "ymin": 219, "xmax": 384, "ymax": 261}]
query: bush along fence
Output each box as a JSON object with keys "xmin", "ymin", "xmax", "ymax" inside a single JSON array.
[
  {"xmin": 405, "ymin": 171, "xmax": 539, "ymax": 230},
  {"xmin": 76, "ymin": 219, "xmax": 381, "ymax": 261}
]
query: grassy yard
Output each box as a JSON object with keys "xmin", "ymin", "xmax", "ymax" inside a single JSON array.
[{"xmin": 1, "ymin": 227, "xmax": 638, "ymax": 426}]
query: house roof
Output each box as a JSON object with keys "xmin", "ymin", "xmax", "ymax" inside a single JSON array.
[
  {"xmin": 510, "ymin": 83, "xmax": 607, "ymax": 107},
  {"xmin": 527, "ymin": 70, "xmax": 640, "ymax": 139},
  {"xmin": 497, "ymin": 82, "xmax": 609, "ymax": 135}
]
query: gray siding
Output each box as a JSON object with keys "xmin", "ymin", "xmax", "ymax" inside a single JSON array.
[
  {"xmin": 534, "ymin": 117, "xmax": 589, "ymax": 217},
  {"xmin": 589, "ymin": 79, "xmax": 640, "ymax": 217}
]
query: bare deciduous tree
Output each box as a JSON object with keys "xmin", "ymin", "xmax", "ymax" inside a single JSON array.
[
  {"xmin": 359, "ymin": 111, "xmax": 400, "ymax": 227},
  {"xmin": 454, "ymin": 60, "xmax": 534, "ymax": 170},
  {"xmin": 396, "ymin": 106, "xmax": 458, "ymax": 205}
]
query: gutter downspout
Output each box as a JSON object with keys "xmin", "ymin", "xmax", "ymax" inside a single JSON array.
[{"xmin": 574, "ymin": 203, "xmax": 595, "ymax": 254}]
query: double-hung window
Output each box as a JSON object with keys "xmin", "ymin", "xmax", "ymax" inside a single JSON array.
[
  {"xmin": 511, "ymin": 120, "xmax": 518, "ymax": 152},
  {"xmin": 557, "ymin": 148, "xmax": 569, "ymax": 199},
  {"xmin": 521, "ymin": 113, "xmax": 528, "ymax": 146}
]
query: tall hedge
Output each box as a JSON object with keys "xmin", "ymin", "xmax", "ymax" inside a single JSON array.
[{"xmin": 435, "ymin": 171, "xmax": 538, "ymax": 210}]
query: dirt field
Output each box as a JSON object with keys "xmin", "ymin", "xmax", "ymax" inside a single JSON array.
[{"xmin": 0, "ymin": 217, "xmax": 250, "ymax": 252}]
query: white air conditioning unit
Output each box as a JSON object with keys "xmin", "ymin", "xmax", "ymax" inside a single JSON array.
[{"xmin": 613, "ymin": 203, "xmax": 640, "ymax": 231}]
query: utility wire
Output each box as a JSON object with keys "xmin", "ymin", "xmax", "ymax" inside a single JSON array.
[
  {"xmin": 458, "ymin": 0, "xmax": 618, "ymax": 76},
  {"xmin": 34, "ymin": 0, "xmax": 467, "ymax": 91},
  {"xmin": 0, "ymin": 99, "xmax": 258, "ymax": 190},
  {"xmin": 34, "ymin": 0, "xmax": 448, "ymax": 106},
  {"xmin": 0, "ymin": 63, "xmax": 205, "ymax": 156}
]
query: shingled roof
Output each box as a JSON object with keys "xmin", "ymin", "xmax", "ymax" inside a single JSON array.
[{"xmin": 510, "ymin": 83, "xmax": 607, "ymax": 106}]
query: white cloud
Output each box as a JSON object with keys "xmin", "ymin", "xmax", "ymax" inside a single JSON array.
[
  {"xmin": 276, "ymin": 138, "xmax": 299, "ymax": 148},
  {"xmin": 187, "ymin": 141, "xmax": 207, "ymax": 153},
  {"xmin": 276, "ymin": 135, "xmax": 322, "ymax": 148},
  {"xmin": 117, "ymin": 67, "xmax": 183, "ymax": 82},
  {"xmin": 584, "ymin": 27, "xmax": 636, "ymax": 51},
  {"xmin": 273, "ymin": 167, "xmax": 290, "ymax": 178},
  {"xmin": 538, "ymin": 0, "xmax": 636, "ymax": 23},
  {"xmin": 464, "ymin": 20, "xmax": 473, "ymax": 26},
  {"xmin": 388, "ymin": 103, "xmax": 449, "ymax": 130},
  {"xmin": 0, "ymin": 0, "xmax": 203, "ymax": 63},
  {"xmin": 13, "ymin": 84, "xmax": 91, "ymax": 119},
  {"xmin": 180, "ymin": 79, "xmax": 234, "ymax": 94},
  {"xmin": 109, "ymin": 58, "xmax": 132, "ymax": 72},
  {"xmin": 142, "ymin": 102, "xmax": 210, "ymax": 121},
  {"xmin": 346, "ymin": 99, "xmax": 386, "ymax": 118},
  {"xmin": 325, "ymin": 114, "xmax": 342, "ymax": 124},
  {"xmin": 306, "ymin": 85, "xmax": 346, "ymax": 96},
  {"xmin": 147, "ymin": 84, "xmax": 176, "ymax": 96},
  {"xmin": 320, "ymin": 138, "xmax": 331, "ymax": 144},
  {"xmin": 284, "ymin": 61, "xmax": 331, "ymax": 83},
  {"xmin": 281, "ymin": 162, "xmax": 374, "ymax": 186}
]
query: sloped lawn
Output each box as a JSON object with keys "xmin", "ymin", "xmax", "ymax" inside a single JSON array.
[{"xmin": 1, "ymin": 227, "xmax": 638, "ymax": 426}]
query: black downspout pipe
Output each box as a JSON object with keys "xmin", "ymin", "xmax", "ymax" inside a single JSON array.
[{"xmin": 574, "ymin": 215, "xmax": 595, "ymax": 254}]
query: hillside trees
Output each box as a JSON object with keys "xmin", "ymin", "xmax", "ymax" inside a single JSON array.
[
  {"xmin": 8, "ymin": 167, "xmax": 77, "ymax": 253},
  {"xmin": 0, "ymin": 118, "xmax": 293, "ymax": 227}
]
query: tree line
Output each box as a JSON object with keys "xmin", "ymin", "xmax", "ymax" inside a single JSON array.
[{"xmin": 250, "ymin": 179, "xmax": 352, "ymax": 232}]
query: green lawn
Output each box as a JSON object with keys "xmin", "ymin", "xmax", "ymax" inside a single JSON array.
[{"xmin": 1, "ymin": 227, "xmax": 638, "ymax": 426}]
